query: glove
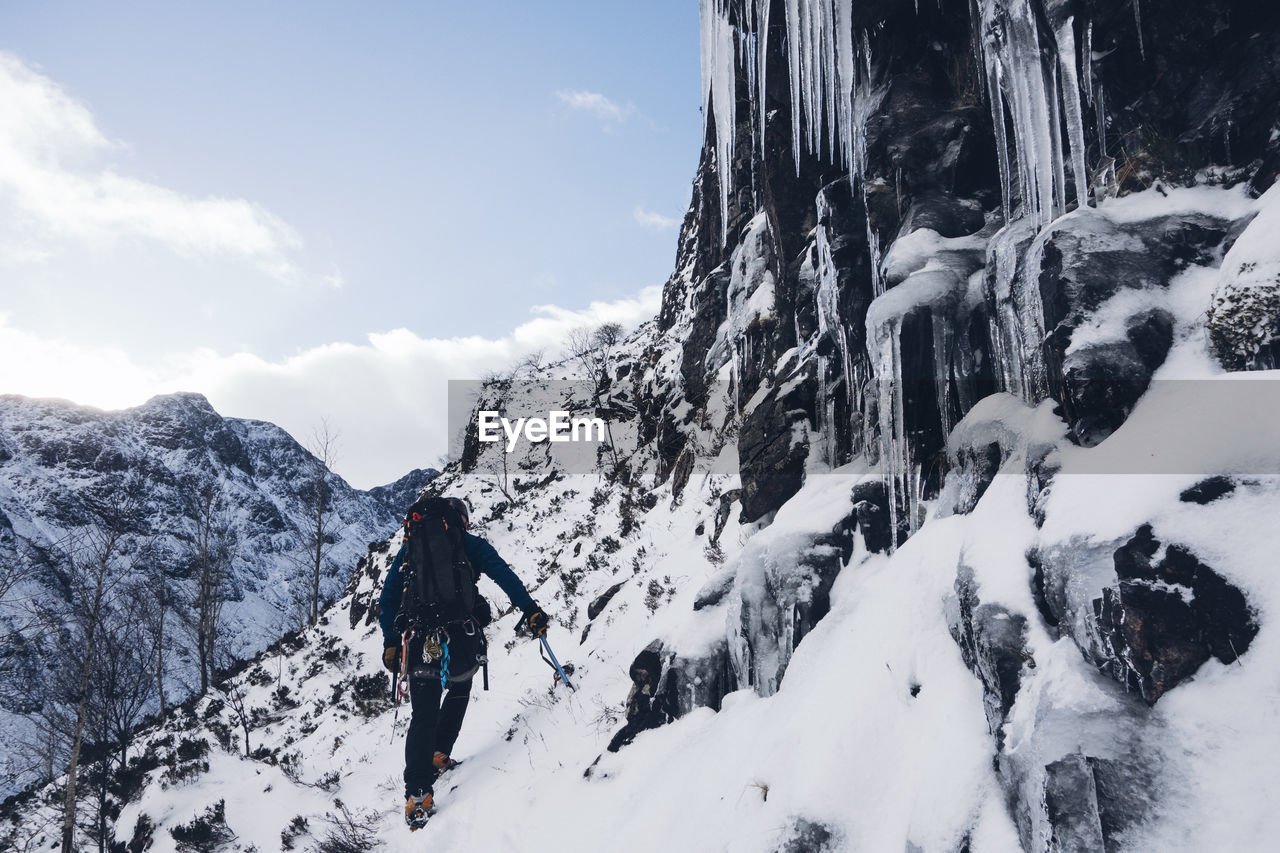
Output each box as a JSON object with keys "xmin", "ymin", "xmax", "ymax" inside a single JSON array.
[
  {"xmin": 522, "ymin": 605, "xmax": 549, "ymax": 638},
  {"xmin": 382, "ymin": 643, "xmax": 401, "ymax": 673},
  {"xmin": 472, "ymin": 594, "xmax": 493, "ymax": 628}
]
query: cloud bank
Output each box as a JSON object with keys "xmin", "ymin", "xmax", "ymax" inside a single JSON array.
[
  {"xmin": 0, "ymin": 287, "xmax": 662, "ymax": 488},
  {"xmin": 0, "ymin": 52, "xmax": 303, "ymax": 280}
]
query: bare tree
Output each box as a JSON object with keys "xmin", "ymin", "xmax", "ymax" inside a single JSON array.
[
  {"xmin": 474, "ymin": 396, "xmax": 521, "ymax": 507},
  {"xmin": 177, "ymin": 477, "xmax": 237, "ymax": 694},
  {"xmin": 130, "ymin": 553, "xmax": 173, "ymax": 716},
  {"xmin": 0, "ymin": 543, "xmax": 57, "ymax": 679},
  {"xmin": 566, "ymin": 323, "xmax": 628, "ymax": 474},
  {"xmin": 0, "ymin": 549, "xmax": 29, "ymax": 611},
  {"xmin": 594, "ymin": 322, "xmax": 623, "ymax": 356},
  {"xmin": 220, "ymin": 677, "xmax": 255, "ymax": 758},
  {"xmin": 294, "ymin": 422, "xmax": 341, "ymax": 629},
  {"xmin": 74, "ymin": 604, "xmax": 152, "ymax": 853},
  {"xmin": 516, "ymin": 348, "xmax": 547, "ymax": 377},
  {"xmin": 566, "ymin": 327, "xmax": 597, "ymax": 380},
  {"xmin": 54, "ymin": 481, "xmax": 146, "ymax": 853}
]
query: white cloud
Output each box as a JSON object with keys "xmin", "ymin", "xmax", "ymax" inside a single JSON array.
[
  {"xmin": 633, "ymin": 206, "xmax": 680, "ymax": 230},
  {"xmin": 0, "ymin": 52, "xmax": 304, "ymax": 280},
  {"xmin": 555, "ymin": 89, "xmax": 633, "ymax": 126},
  {"xmin": 0, "ymin": 287, "xmax": 662, "ymax": 488}
]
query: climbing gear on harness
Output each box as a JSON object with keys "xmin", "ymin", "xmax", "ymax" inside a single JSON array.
[
  {"xmin": 389, "ymin": 626, "xmax": 415, "ymax": 743},
  {"xmin": 423, "ymin": 633, "xmax": 443, "ymax": 662}
]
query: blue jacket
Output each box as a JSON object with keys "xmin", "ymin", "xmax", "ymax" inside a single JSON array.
[{"xmin": 379, "ymin": 531, "xmax": 534, "ymax": 641}]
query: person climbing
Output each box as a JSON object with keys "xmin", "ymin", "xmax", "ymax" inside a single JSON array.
[{"xmin": 379, "ymin": 495, "xmax": 548, "ymax": 830}]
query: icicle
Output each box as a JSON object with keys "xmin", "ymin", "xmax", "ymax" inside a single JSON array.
[
  {"xmin": 1133, "ymin": 0, "xmax": 1145, "ymax": 61},
  {"xmin": 933, "ymin": 317, "xmax": 955, "ymax": 440},
  {"xmin": 1048, "ymin": 61, "xmax": 1067, "ymax": 218},
  {"xmin": 976, "ymin": 0, "xmax": 1090, "ymax": 225},
  {"xmin": 775, "ymin": 0, "xmax": 878, "ymax": 177},
  {"xmin": 1056, "ymin": 17, "xmax": 1089, "ymax": 208},
  {"xmin": 834, "ymin": 1, "xmax": 855, "ymax": 176},
  {"xmin": 757, "ymin": 0, "xmax": 772, "ymax": 157},
  {"xmin": 815, "ymin": 190, "xmax": 856, "ymax": 463},
  {"xmin": 985, "ymin": 219, "xmax": 1054, "ymax": 403},
  {"xmin": 866, "ymin": 210, "xmax": 884, "ymax": 297},
  {"xmin": 1096, "ymin": 83, "xmax": 1107, "ymax": 157},
  {"xmin": 701, "ymin": 0, "xmax": 1095, "ymax": 239},
  {"xmin": 874, "ymin": 326, "xmax": 904, "ymax": 548},
  {"xmin": 785, "ymin": 0, "xmax": 803, "ymax": 170},
  {"xmin": 699, "ymin": 0, "xmax": 737, "ymax": 243},
  {"xmin": 821, "ymin": 0, "xmax": 837, "ymax": 162},
  {"xmin": 895, "ymin": 166, "xmax": 902, "ymax": 219},
  {"xmin": 985, "ymin": 222, "xmax": 1033, "ymax": 398},
  {"xmin": 1083, "ymin": 19, "xmax": 1094, "ymax": 107},
  {"xmin": 968, "ymin": 0, "xmax": 988, "ymax": 101}
]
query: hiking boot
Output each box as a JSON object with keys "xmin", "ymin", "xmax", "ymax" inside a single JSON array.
[
  {"xmin": 433, "ymin": 752, "xmax": 460, "ymax": 771},
  {"xmin": 405, "ymin": 790, "xmax": 433, "ymax": 830}
]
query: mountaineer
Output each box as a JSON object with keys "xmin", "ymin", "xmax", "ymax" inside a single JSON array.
[{"xmin": 379, "ymin": 495, "xmax": 548, "ymax": 830}]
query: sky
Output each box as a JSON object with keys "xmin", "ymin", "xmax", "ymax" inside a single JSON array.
[{"xmin": 0, "ymin": 0, "xmax": 702, "ymax": 488}]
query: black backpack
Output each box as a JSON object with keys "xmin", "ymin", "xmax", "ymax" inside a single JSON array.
[
  {"xmin": 394, "ymin": 497, "xmax": 478, "ymax": 631},
  {"xmin": 395, "ymin": 497, "xmax": 488, "ymax": 685}
]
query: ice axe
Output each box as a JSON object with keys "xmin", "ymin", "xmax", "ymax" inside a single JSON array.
[{"xmin": 538, "ymin": 636, "xmax": 576, "ymax": 691}]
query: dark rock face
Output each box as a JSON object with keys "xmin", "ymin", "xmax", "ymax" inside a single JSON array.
[
  {"xmin": 1043, "ymin": 754, "xmax": 1106, "ymax": 853},
  {"xmin": 622, "ymin": 0, "xmax": 1276, "ymax": 839},
  {"xmin": 947, "ymin": 440, "xmax": 1004, "ymax": 516},
  {"xmin": 738, "ymin": 363, "xmax": 816, "ymax": 523},
  {"xmin": 948, "ymin": 566, "xmax": 1031, "ymax": 748},
  {"xmin": 680, "ymin": 266, "xmax": 732, "ymax": 413},
  {"xmin": 670, "ymin": 448, "xmax": 696, "ymax": 499},
  {"xmin": 657, "ymin": 639, "xmax": 737, "ymax": 715},
  {"xmin": 1098, "ymin": 525, "xmax": 1257, "ymax": 704},
  {"xmin": 1125, "ymin": 308, "xmax": 1176, "ymax": 373},
  {"xmin": 1039, "ymin": 753, "xmax": 1152, "ymax": 853},
  {"xmin": 1038, "ymin": 524, "xmax": 1257, "ymax": 705},
  {"xmin": 1060, "ymin": 341, "xmax": 1153, "ymax": 447},
  {"xmin": 1038, "ymin": 214, "xmax": 1235, "ymax": 444},
  {"xmin": 1078, "ymin": 0, "xmax": 1280, "ymax": 187},
  {"xmin": 850, "ymin": 480, "xmax": 893, "ymax": 552}
]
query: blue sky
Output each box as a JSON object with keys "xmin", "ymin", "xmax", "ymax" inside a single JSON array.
[{"xmin": 0, "ymin": 1, "xmax": 703, "ymax": 485}]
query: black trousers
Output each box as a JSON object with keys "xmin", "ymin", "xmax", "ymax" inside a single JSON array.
[{"xmin": 404, "ymin": 675, "xmax": 474, "ymax": 796}]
